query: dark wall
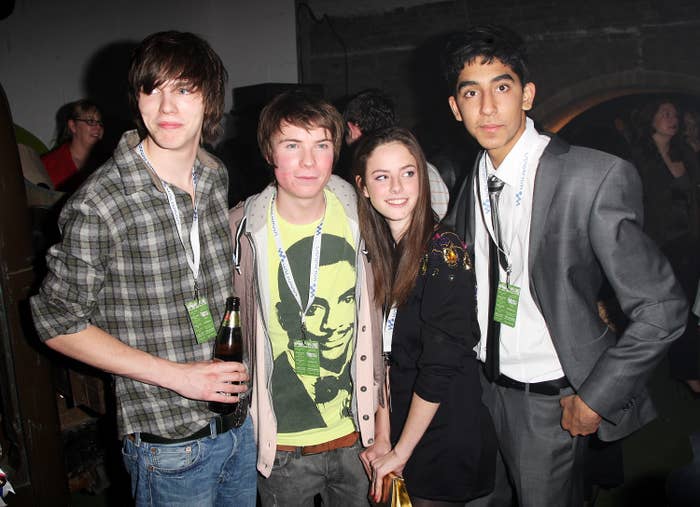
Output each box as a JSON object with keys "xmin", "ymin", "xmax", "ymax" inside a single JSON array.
[{"xmin": 298, "ymin": 0, "xmax": 700, "ymax": 144}]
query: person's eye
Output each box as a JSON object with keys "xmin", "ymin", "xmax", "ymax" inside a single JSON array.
[
  {"xmin": 374, "ymin": 174, "xmax": 387, "ymax": 181},
  {"xmin": 285, "ymin": 143, "xmax": 298, "ymax": 149},
  {"xmin": 403, "ymin": 169, "xmax": 416, "ymax": 178},
  {"xmin": 496, "ymin": 83, "xmax": 510, "ymax": 92},
  {"xmin": 340, "ymin": 293, "xmax": 355, "ymax": 304},
  {"xmin": 178, "ymin": 87, "xmax": 192, "ymax": 95},
  {"xmin": 462, "ymin": 89, "xmax": 477, "ymax": 99},
  {"xmin": 317, "ymin": 142, "xmax": 330, "ymax": 149}
]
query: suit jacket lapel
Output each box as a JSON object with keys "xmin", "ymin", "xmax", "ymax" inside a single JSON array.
[{"xmin": 529, "ymin": 138, "xmax": 566, "ymax": 273}]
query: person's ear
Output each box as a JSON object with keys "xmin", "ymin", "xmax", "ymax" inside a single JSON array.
[
  {"xmin": 346, "ymin": 122, "xmax": 363, "ymax": 144},
  {"xmin": 447, "ymin": 96, "xmax": 463, "ymax": 122},
  {"xmin": 522, "ymin": 82, "xmax": 536, "ymax": 112},
  {"xmin": 355, "ymin": 175, "xmax": 369, "ymax": 198},
  {"xmin": 68, "ymin": 119, "xmax": 78, "ymax": 135},
  {"xmin": 276, "ymin": 301, "xmax": 291, "ymax": 331}
]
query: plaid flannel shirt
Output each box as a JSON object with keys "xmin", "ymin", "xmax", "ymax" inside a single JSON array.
[{"xmin": 31, "ymin": 130, "xmax": 233, "ymax": 438}]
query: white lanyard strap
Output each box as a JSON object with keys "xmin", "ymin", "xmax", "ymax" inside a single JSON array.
[
  {"xmin": 477, "ymin": 153, "xmax": 528, "ymax": 284},
  {"xmin": 270, "ymin": 193, "xmax": 325, "ymax": 326},
  {"xmin": 137, "ymin": 143, "xmax": 201, "ymax": 292},
  {"xmin": 382, "ymin": 305, "xmax": 397, "ymax": 353},
  {"xmin": 163, "ymin": 183, "xmax": 200, "ymax": 281}
]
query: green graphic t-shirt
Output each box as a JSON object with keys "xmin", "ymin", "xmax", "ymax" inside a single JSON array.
[{"xmin": 267, "ymin": 190, "xmax": 357, "ymax": 446}]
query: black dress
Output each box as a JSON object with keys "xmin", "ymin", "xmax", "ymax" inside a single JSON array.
[{"xmin": 388, "ymin": 229, "xmax": 496, "ymax": 502}]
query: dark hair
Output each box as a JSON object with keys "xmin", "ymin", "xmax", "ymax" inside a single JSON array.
[
  {"xmin": 257, "ymin": 89, "xmax": 344, "ymax": 171},
  {"xmin": 128, "ymin": 31, "xmax": 227, "ymax": 143},
  {"xmin": 275, "ymin": 234, "xmax": 356, "ymax": 342},
  {"xmin": 442, "ymin": 24, "xmax": 529, "ymax": 94},
  {"xmin": 352, "ymin": 127, "xmax": 434, "ymax": 307},
  {"xmin": 635, "ymin": 98, "xmax": 684, "ymax": 162},
  {"xmin": 343, "ymin": 89, "xmax": 397, "ymax": 133},
  {"xmin": 277, "ymin": 234, "xmax": 355, "ymax": 311},
  {"xmin": 683, "ymin": 108, "xmax": 700, "ymax": 145},
  {"xmin": 55, "ymin": 99, "xmax": 102, "ymax": 146}
]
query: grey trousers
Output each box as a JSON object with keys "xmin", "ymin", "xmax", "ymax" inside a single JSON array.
[
  {"xmin": 258, "ymin": 439, "xmax": 370, "ymax": 507},
  {"xmin": 466, "ymin": 371, "xmax": 588, "ymax": 507}
]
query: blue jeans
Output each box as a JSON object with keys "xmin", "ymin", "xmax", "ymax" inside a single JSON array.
[
  {"xmin": 122, "ymin": 416, "xmax": 257, "ymax": 507},
  {"xmin": 257, "ymin": 439, "xmax": 369, "ymax": 506}
]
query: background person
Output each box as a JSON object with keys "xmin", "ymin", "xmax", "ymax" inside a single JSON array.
[
  {"xmin": 41, "ymin": 99, "xmax": 105, "ymax": 190},
  {"xmin": 631, "ymin": 98, "xmax": 700, "ymax": 391},
  {"xmin": 682, "ymin": 108, "xmax": 700, "ymax": 166},
  {"xmin": 341, "ymin": 88, "xmax": 450, "ymax": 219}
]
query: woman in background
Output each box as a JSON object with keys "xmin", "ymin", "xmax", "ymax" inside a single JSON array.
[
  {"xmin": 41, "ymin": 99, "xmax": 104, "ymax": 191},
  {"xmin": 354, "ymin": 127, "xmax": 495, "ymax": 506},
  {"xmin": 683, "ymin": 108, "xmax": 700, "ymax": 167},
  {"xmin": 631, "ymin": 98, "xmax": 700, "ymax": 390}
]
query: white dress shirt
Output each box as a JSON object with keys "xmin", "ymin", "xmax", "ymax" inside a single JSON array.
[
  {"xmin": 473, "ymin": 118, "xmax": 565, "ymax": 382},
  {"xmin": 427, "ymin": 161, "xmax": 449, "ymax": 220}
]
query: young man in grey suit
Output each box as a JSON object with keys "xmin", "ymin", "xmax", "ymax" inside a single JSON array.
[{"xmin": 442, "ymin": 25, "xmax": 688, "ymax": 507}]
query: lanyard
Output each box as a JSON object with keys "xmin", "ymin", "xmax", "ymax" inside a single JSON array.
[
  {"xmin": 477, "ymin": 153, "xmax": 528, "ymax": 285},
  {"xmin": 270, "ymin": 192, "xmax": 325, "ymax": 332},
  {"xmin": 137, "ymin": 143, "xmax": 202, "ymax": 298},
  {"xmin": 382, "ymin": 305, "xmax": 397, "ymax": 353}
]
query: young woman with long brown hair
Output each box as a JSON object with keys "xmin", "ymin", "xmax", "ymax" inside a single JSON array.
[{"xmin": 354, "ymin": 127, "xmax": 495, "ymax": 506}]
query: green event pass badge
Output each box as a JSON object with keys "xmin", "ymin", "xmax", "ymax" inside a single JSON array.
[
  {"xmin": 494, "ymin": 282, "xmax": 521, "ymax": 328},
  {"xmin": 294, "ymin": 340, "xmax": 321, "ymax": 377},
  {"xmin": 185, "ymin": 298, "xmax": 217, "ymax": 344}
]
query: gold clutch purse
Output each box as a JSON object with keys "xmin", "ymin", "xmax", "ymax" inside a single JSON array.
[{"xmin": 374, "ymin": 472, "xmax": 412, "ymax": 507}]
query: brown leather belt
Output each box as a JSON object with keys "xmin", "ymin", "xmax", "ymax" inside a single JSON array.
[{"xmin": 277, "ymin": 431, "xmax": 359, "ymax": 455}]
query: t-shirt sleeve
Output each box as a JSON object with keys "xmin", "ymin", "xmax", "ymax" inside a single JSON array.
[{"xmin": 413, "ymin": 230, "xmax": 477, "ymax": 403}]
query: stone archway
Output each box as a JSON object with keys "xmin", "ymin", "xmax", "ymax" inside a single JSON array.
[{"xmin": 532, "ymin": 70, "xmax": 700, "ymax": 132}]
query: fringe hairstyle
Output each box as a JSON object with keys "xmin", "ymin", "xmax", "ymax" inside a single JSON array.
[
  {"xmin": 257, "ymin": 89, "xmax": 344, "ymax": 173},
  {"xmin": 128, "ymin": 31, "xmax": 227, "ymax": 144},
  {"xmin": 442, "ymin": 24, "xmax": 529, "ymax": 94},
  {"xmin": 352, "ymin": 127, "xmax": 435, "ymax": 307}
]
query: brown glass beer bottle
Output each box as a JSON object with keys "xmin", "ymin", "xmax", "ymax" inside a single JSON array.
[{"xmin": 209, "ymin": 297, "xmax": 243, "ymax": 415}]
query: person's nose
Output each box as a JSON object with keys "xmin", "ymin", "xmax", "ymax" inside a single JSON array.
[
  {"xmin": 159, "ymin": 90, "xmax": 177, "ymax": 114},
  {"xmin": 481, "ymin": 91, "xmax": 496, "ymax": 116},
  {"xmin": 301, "ymin": 146, "xmax": 315, "ymax": 168},
  {"xmin": 389, "ymin": 175, "xmax": 403, "ymax": 194}
]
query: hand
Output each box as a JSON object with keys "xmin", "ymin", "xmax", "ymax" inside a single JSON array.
[
  {"xmin": 359, "ymin": 438, "xmax": 392, "ymax": 478},
  {"xmin": 560, "ymin": 394, "xmax": 602, "ymax": 436},
  {"xmin": 169, "ymin": 360, "xmax": 249, "ymax": 403},
  {"xmin": 368, "ymin": 447, "xmax": 409, "ymax": 503}
]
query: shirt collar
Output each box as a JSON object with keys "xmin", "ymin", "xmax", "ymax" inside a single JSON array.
[
  {"xmin": 116, "ymin": 130, "xmax": 220, "ymax": 196},
  {"xmin": 485, "ymin": 117, "xmax": 538, "ymax": 188}
]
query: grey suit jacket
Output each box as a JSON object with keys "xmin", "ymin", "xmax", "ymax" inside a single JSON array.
[{"xmin": 444, "ymin": 134, "xmax": 688, "ymax": 441}]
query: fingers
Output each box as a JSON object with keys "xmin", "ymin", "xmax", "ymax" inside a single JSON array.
[
  {"xmin": 213, "ymin": 381, "xmax": 249, "ymax": 396},
  {"xmin": 559, "ymin": 394, "xmax": 574, "ymax": 408},
  {"xmin": 371, "ymin": 466, "xmax": 381, "ymax": 501},
  {"xmin": 210, "ymin": 391, "xmax": 241, "ymax": 404},
  {"xmin": 218, "ymin": 372, "xmax": 250, "ymax": 384},
  {"xmin": 359, "ymin": 451, "xmax": 372, "ymax": 478},
  {"xmin": 176, "ymin": 360, "xmax": 251, "ymax": 402},
  {"xmin": 210, "ymin": 360, "xmax": 250, "ymax": 377}
]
